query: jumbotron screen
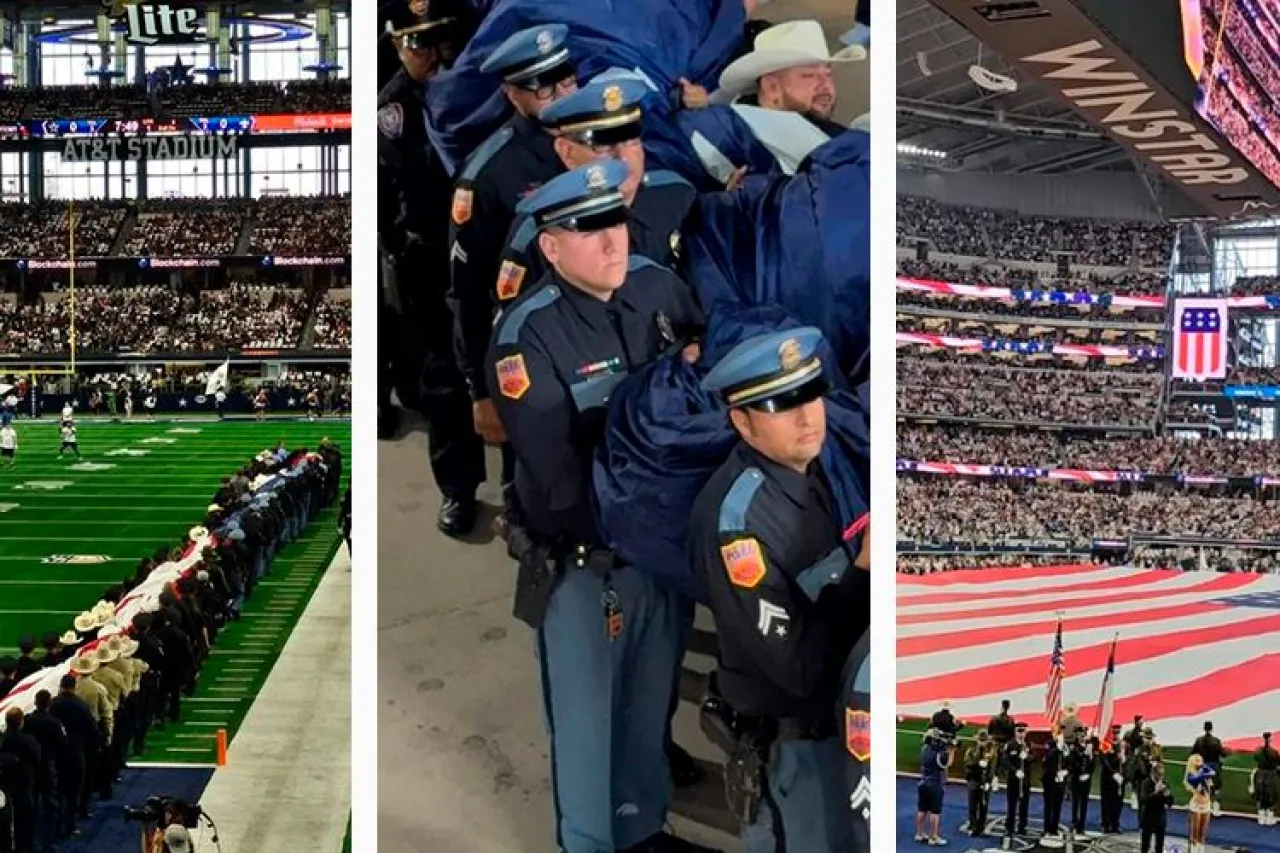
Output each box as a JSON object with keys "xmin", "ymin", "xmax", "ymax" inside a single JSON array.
[{"xmin": 1182, "ymin": 0, "xmax": 1280, "ymax": 191}]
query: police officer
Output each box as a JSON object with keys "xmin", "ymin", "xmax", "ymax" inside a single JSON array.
[
  {"xmin": 486, "ymin": 161, "xmax": 711, "ymax": 853},
  {"xmin": 1099, "ymin": 725, "xmax": 1124, "ymax": 833},
  {"xmin": 449, "ymin": 24, "xmax": 578, "ymax": 521},
  {"xmin": 499, "ymin": 78, "xmax": 696, "ymax": 292},
  {"xmin": 691, "ymin": 326, "xmax": 870, "ymax": 851},
  {"xmin": 986, "ymin": 699, "xmax": 1015, "ymax": 746},
  {"xmin": 838, "ymin": 629, "xmax": 869, "ymax": 852},
  {"xmin": 378, "ymin": 0, "xmax": 485, "ymax": 534},
  {"xmin": 1067, "ymin": 727, "xmax": 1096, "ymax": 835},
  {"xmin": 1042, "ymin": 732, "xmax": 1068, "ymax": 841},
  {"xmin": 1192, "ymin": 719, "xmax": 1226, "ymax": 815},
  {"xmin": 963, "ymin": 731, "xmax": 995, "ymax": 837},
  {"xmin": 1000, "ymin": 721, "xmax": 1031, "ymax": 839},
  {"xmin": 0, "ymin": 656, "xmax": 17, "ymax": 697},
  {"xmin": 1251, "ymin": 731, "xmax": 1278, "ymax": 826}
]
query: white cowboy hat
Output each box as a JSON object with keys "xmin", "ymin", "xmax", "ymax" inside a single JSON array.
[
  {"xmin": 70, "ymin": 654, "xmax": 98, "ymax": 676},
  {"xmin": 189, "ymin": 525, "xmax": 208, "ymax": 541},
  {"xmin": 716, "ymin": 20, "xmax": 865, "ymax": 104},
  {"xmin": 73, "ymin": 612, "xmax": 96, "ymax": 633},
  {"xmin": 59, "ymin": 630, "xmax": 78, "ymax": 646},
  {"xmin": 94, "ymin": 644, "xmax": 118, "ymax": 664},
  {"xmin": 113, "ymin": 635, "xmax": 139, "ymax": 657}
]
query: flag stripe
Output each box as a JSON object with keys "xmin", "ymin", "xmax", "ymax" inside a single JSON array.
[
  {"xmin": 901, "ymin": 563, "xmax": 1103, "ymax": 588},
  {"xmin": 899, "ymin": 605, "xmax": 1250, "ymax": 676},
  {"xmin": 900, "ymin": 568, "xmax": 1168, "ymax": 606},
  {"xmin": 899, "ymin": 572, "xmax": 1257, "ymax": 628}
]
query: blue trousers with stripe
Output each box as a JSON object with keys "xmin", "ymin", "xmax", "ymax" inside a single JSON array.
[
  {"xmin": 742, "ymin": 737, "xmax": 856, "ymax": 853},
  {"xmin": 536, "ymin": 564, "xmax": 691, "ymax": 853}
]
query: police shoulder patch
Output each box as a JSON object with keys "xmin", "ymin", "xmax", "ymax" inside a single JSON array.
[
  {"xmin": 720, "ymin": 537, "xmax": 766, "ymax": 589},
  {"xmin": 452, "ymin": 187, "xmax": 474, "ymax": 225},
  {"xmin": 495, "ymin": 354, "xmax": 531, "ymax": 400},
  {"xmin": 496, "ymin": 261, "xmax": 527, "ymax": 302},
  {"xmin": 846, "ymin": 709, "xmax": 870, "ymax": 761},
  {"xmin": 377, "ymin": 103, "xmax": 403, "ymax": 139}
]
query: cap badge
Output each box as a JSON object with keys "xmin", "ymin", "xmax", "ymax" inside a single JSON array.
[
  {"xmin": 602, "ymin": 84, "xmax": 624, "ymax": 112},
  {"xmin": 409, "ymin": 0, "xmax": 430, "ymax": 16},
  {"xmin": 778, "ymin": 338, "xmax": 803, "ymax": 372},
  {"xmin": 535, "ymin": 29, "xmax": 554, "ymax": 54},
  {"xmin": 585, "ymin": 164, "xmax": 608, "ymax": 190}
]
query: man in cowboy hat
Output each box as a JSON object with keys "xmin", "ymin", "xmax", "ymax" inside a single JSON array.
[
  {"xmin": 70, "ymin": 654, "xmax": 109, "ymax": 821},
  {"xmin": 378, "ymin": 0, "xmax": 487, "ymax": 538},
  {"xmin": 447, "ymin": 23, "xmax": 583, "ymax": 535},
  {"xmin": 712, "ymin": 19, "xmax": 864, "ymax": 137}
]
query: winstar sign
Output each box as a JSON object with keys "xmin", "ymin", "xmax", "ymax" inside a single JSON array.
[{"xmin": 102, "ymin": 1, "xmax": 201, "ymax": 45}]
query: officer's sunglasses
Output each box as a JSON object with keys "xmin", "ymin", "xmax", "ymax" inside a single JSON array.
[{"xmin": 515, "ymin": 67, "xmax": 577, "ymax": 101}]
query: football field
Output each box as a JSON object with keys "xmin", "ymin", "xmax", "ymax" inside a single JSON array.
[{"xmin": 0, "ymin": 418, "xmax": 351, "ymax": 764}]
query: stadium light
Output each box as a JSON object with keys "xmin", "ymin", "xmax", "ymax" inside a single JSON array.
[{"xmin": 897, "ymin": 143, "xmax": 948, "ymax": 160}]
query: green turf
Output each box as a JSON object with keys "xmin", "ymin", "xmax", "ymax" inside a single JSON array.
[
  {"xmin": 0, "ymin": 419, "xmax": 351, "ymax": 765},
  {"xmin": 896, "ymin": 719, "xmax": 1264, "ymax": 814}
]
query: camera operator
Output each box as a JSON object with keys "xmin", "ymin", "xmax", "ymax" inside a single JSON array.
[
  {"xmin": 915, "ymin": 728, "xmax": 953, "ymax": 845},
  {"xmin": 139, "ymin": 800, "xmax": 194, "ymax": 853}
]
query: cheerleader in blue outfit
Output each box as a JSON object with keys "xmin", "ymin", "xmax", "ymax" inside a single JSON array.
[{"xmin": 1185, "ymin": 753, "xmax": 1215, "ymax": 853}]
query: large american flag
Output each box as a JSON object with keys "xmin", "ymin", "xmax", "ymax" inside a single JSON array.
[
  {"xmin": 1045, "ymin": 616, "xmax": 1065, "ymax": 732},
  {"xmin": 1173, "ymin": 299, "xmax": 1228, "ymax": 379},
  {"xmin": 898, "ymin": 563, "xmax": 1280, "ymax": 749}
]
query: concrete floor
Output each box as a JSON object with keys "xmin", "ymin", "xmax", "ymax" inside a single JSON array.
[{"xmin": 377, "ymin": 2, "xmax": 866, "ymax": 849}]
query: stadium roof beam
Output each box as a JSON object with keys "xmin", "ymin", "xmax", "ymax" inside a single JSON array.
[
  {"xmin": 1017, "ymin": 144, "xmax": 1132, "ymax": 174},
  {"xmin": 897, "ymin": 99, "xmax": 1104, "ymax": 142}
]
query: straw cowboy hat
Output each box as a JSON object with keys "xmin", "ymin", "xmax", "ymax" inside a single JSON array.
[
  {"xmin": 716, "ymin": 20, "xmax": 866, "ymax": 104},
  {"xmin": 73, "ymin": 612, "xmax": 96, "ymax": 634},
  {"xmin": 109, "ymin": 634, "xmax": 139, "ymax": 658},
  {"xmin": 70, "ymin": 654, "xmax": 98, "ymax": 676},
  {"xmin": 94, "ymin": 643, "xmax": 118, "ymax": 664},
  {"xmin": 59, "ymin": 630, "xmax": 78, "ymax": 647}
]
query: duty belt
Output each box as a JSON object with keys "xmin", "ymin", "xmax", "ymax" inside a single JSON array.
[{"xmin": 556, "ymin": 544, "xmax": 620, "ymax": 575}]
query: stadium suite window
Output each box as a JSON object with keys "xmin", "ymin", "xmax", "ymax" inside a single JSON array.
[{"xmin": 250, "ymin": 145, "xmax": 348, "ymax": 197}]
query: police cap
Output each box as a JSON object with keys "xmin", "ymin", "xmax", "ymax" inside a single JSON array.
[
  {"xmin": 541, "ymin": 78, "xmax": 647, "ymax": 147},
  {"xmin": 17, "ymin": 635, "xmax": 34, "ymax": 653},
  {"xmin": 384, "ymin": 0, "xmax": 455, "ymax": 51},
  {"xmin": 702, "ymin": 327, "xmax": 829, "ymax": 413},
  {"xmin": 518, "ymin": 159, "xmax": 630, "ymax": 232},
  {"xmin": 481, "ymin": 24, "xmax": 574, "ymax": 89}
]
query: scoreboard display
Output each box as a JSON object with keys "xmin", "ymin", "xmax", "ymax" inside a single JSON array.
[{"xmin": 28, "ymin": 112, "xmax": 349, "ymax": 138}]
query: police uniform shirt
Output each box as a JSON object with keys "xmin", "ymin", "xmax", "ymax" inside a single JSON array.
[
  {"xmin": 494, "ymin": 170, "xmax": 697, "ymax": 310},
  {"xmin": 691, "ymin": 441, "xmax": 868, "ymax": 720},
  {"xmin": 449, "ymin": 112, "xmax": 565, "ymax": 400},
  {"xmin": 487, "ymin": 258, "xmax": 703, "ymax": 546},
  {"xmin": 378, "ymin": 68, "xmax": 454, "ymax": 254}
]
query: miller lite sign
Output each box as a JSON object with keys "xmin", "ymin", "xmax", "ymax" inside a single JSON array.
[{"xmin": 102, "ymin": 0, "xmax": 204, "ymax": 45}]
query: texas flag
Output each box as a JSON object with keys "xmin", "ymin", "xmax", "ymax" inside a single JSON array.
[{"xmin": 1173, "ymin": 299, "xmax": 1228, "ymax": 380}]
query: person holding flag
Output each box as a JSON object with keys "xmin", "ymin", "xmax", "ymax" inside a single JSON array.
[
  {"xmin": 1099, "ymin": 724, "xmax": 1124, "ymax": 833},
  {"xmin": 206, "ymin": 360, "xmax": 230, "ymax": 419},
  {"xmin": 999, "ymin": 721, "xmax": 1032, "ymax": 840},
  {"xmin": 1041, "ymin": 732, "xmax": 1068, "ymax": 842}
]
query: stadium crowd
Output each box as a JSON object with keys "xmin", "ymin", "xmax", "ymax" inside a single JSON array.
[
  {"xmin": 898, "ymin": 357, "xmax": 1163, "ymax": 425},
  {"xmin": 0, "ymin": 440, "xmax": 344, "ymax": 852},
  {"xmin": 249, "ymin": 195, "xmax": 351, "ymax": 256},
  {"xmin": 124, "ymin": 199, "xmax": 248, "ymax": 257},
  {"xmin": 897, "ymin": 478, "xmax": 1280, "ymax": 545},
  {"xmin": 0, "ymin": 281, "xmax": 349, "ymax": 355},
  {"xmin": 897, "ymin": 259, "xmax": 1171, "ymax": 299},
  {"xmin": 0, "ymin": 201, "xmax": 127, "ymax": 259},
  {"xmin": 897, "ymin": 313, "xmax": 1165, "ymax": 348},
  {"xmin": 899, "ymin": 425, "xmax": 1280, "ymax": 476},
  {"xmin": 0, "ymin": 79, "xmax": 351, "ymax": 123},
  {"xmin": 896, "ymin": 552, "xmax": 1084, "ymax": 575},
  {"xmin": 896, "ymin": 195, "xmax": 1175, "ymax": 267}
]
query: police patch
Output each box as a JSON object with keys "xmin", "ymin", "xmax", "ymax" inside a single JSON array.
[
  {"xmin": 720, "ymin": 538, "xmax": 766, "ymax": 588},
  {"xmin": 496, "ymin": 354, "xmax": 531, "ymax": 400},
  {"xmin": 495, "ymin": 261, "xmax": 526, "ymax": 302},
  {"xmin": 452, "ymin": 187, "xmax": 474, "ymax": 225},
  {"xmin": 377, "ymin": 103, "xmax": 403, "ymax": 139},
  {"xmin": 846, "ymin": 709, "xmax": 870, "ymax": 761}
]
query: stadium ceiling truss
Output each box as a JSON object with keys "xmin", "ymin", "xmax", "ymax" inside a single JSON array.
[{"xmin": 897, "ymin": 0, "xmax": 1144, "ymax": 176}]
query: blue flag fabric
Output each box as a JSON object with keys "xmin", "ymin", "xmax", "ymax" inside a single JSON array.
[
  {"xmin": 686, "ymin": 129, "xmax": 872, "ymax": 378},
  {"xmin": 425, "ymin": 0, "xmax": 750, "ymax": 174},
  {"xmin": 594, "ymin": 306, "xmax": 870, "ymax": 604}
]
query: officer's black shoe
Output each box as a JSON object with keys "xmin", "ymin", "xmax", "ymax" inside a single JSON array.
[
  {"xmin": 378, "ymin": 406, "xmax": 401, "ymax": 440},
  {"xmin": 438, "ymin": 496, "xmax": 478, "ymax": 537},
  {"xmin": 667, "ymin": 740, "xmax": 704, "ymax": 788},
  {"xmin": 620, "ymin": 831, "xmax": 722, "ymax": 853}
]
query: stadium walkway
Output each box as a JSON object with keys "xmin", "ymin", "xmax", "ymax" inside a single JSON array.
[
  {"xmin": 195, "ymin": 544, "xmax": 352, "ymax": 851},
  {"xmin": 378, "ymin": 416, "xmax": 739, "ymax": 852}
]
